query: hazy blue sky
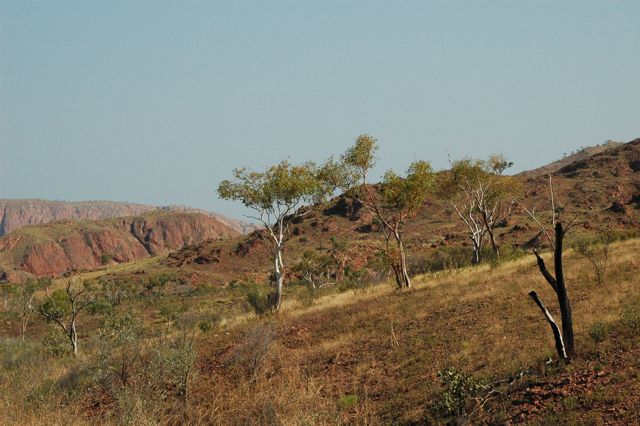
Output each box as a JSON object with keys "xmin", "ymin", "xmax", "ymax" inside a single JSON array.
[{"xmin": 1, "ymin": 1, "xmax": 638, "ymax": 219}]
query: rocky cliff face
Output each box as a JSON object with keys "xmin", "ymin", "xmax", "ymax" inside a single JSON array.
[
  {"xmin": 0, "ymin": 212, "xmax": 240, "ymax": 280},
  {"xmin": 0, "ymin": 200, "xmax": 257, "ymax": 237}
]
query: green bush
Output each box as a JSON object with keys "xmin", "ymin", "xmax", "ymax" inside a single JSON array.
[
  {"xmin": 145, "ymin": 273, "xmax": 177, "ymax": 291},
  {"xmin": 432, "ymin": 368, "xmax": 487, "ymax": 419},
  {"xmin": 245, "ymin": 284, "xmax": 273, "ymax": 315},
  {"xmin": 87, "ymin": 298, "xmax": 113, "ymax": 315},
  {"xmin": 41, "ymin": 324, "xmax": 70, "ymax": 358},
  {"xmin": 40, "ymin": 289, "xmax": 71, "ymax": 319}
]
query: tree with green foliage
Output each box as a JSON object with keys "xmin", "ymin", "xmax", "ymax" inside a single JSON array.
[
  {"xmin": 342, "ymin": 134, "xmax": 436, "ymax": 288},
  {"xmin": 218, "ymin": 160, "xmax": 333, "ymax": 311},
  {"xmin": 29, "ymin": 279, "xmax": 95, "ymax": 355},
  {"xmin": 446, "ymin": 155, "xmax": 517, "ymax": 264}
]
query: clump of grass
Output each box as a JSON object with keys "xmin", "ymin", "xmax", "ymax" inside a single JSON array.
[{"xmin": 337, "ymin": 393, "xmax": 358, "ymax": 410}]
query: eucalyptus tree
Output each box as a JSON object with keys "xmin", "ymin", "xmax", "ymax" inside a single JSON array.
[
  {"xmin": 342, "ymin": 134, "xmax": 436, "ymax": 288},
  {"xmin": 447, "ymin": 155, "xmax": 517, "ymax": 263},
  {"xmin": 30, "ymin": 279, "xmax": 95, "ymax": 355},
  {"xmin": 218, "ymin": 160, "xmax": 332, "ymax": 311}
]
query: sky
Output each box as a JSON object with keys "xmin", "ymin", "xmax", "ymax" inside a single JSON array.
[{"xmin": 1, "ymin": 1, "xmax": 639, "ymax": 219}]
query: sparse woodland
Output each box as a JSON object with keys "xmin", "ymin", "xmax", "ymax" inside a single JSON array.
[{"xmin": 1, "ymin": 136, "xmax": 640, "ymax": 425}]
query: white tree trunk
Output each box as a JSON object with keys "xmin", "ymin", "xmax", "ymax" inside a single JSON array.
[{"xmin": 273, "ymin": 247, "xmax": 284, "ymax": 311}]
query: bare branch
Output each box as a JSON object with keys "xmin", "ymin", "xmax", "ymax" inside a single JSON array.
[
  {"xmin": 529, "ymin": 291, "xmax": 567, "ymax": 360},
  {"xmin": 533, "ymin": 249, "xmax": 557, "ymax": 292}
]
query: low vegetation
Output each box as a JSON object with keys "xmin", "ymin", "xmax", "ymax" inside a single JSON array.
[{"xmin": 0, "ymin": 235, "xmax": 638, "ymax": 424}]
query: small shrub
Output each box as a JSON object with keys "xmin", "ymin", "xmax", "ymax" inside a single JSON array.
[
  {"xmin": 245, "ymin": 284, "xmax": 273, "ymax": 315},
  {"xmin": 336, "ymin": 266, "xmax": 367, "ymax": 294},
  {"xmin": 432, "ymin": 368, "xmax": 487, "ymax": 419},
  {"xmin": 296, "ymin": 286, "xmax": 318, "ymax": 308},
  {"xmin": 416, "ymin": 246, "xmax": 476, "ymax": 273},
  {"xmin": 227, "ymin": 323, "xmax": 275, "ymax": 379},
  {"xmin": 488, "ymin": 246, "xmax": 527, "ymax": 269},
  {"xmin": 100, "ymin": 254, "xmax": 112, "ymax": 265},
  {"xmin": 145, "ymin": 273, "xmax": 177, "ymax": 291},
  {"xmin": 589, "ymin": 321, "xmax": 610, "ymax": 343},
  {"xmin": 41, "ymin": 324, "xmax": 70, "ymax": 358},
  {"xmin": 87, "ymin": 298, "xmax": 113, "ymax": 315},
  {"xmin": 573, "ymin": 233, "xmax": 611, "ymax": 285}
]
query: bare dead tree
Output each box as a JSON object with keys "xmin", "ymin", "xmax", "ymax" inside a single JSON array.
[
  {"xmin": 448, "ymin": 155, "xmax": 517, "ymax": 263},
  {"xmin": 30, "ymin": 279, "xmax": 95, "ymax": 356},
  {"xmin": 520, "ymin": 176, "xmax": 576, "ymax": 360},
  {"xmin": 452, "ymin": 197, "xmax": 488, "ymax": 265}
]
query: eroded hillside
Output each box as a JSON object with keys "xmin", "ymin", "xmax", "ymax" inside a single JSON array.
[{"xmin": 0, "ymin": 211, "xmax": 239, "ymax": 281}]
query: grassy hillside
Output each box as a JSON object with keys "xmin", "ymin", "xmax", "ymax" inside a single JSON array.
[{"xmin": 1, "ymin": 237, "xmax": 638, "ymax": 424}]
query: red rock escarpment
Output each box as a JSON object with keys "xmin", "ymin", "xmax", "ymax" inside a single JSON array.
[
  {"xmin": 0, "ymin": 199, "xmax": 256, "ymax": 236},
  {"xmin": 0, "ymin": 212, "xmax": 240, "ymax": 279}
]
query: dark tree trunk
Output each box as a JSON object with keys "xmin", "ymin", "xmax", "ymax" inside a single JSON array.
[
  {"xmin": 530, "ymin": 221, "xmax": 574, "ymax": 360},
  {"xmin": 553, "ymin": 223, "xmax": 574, "ymax": 357},
  {"xmin": 487, "ymin": 227, "xmax": 499, "ymax": 257}
]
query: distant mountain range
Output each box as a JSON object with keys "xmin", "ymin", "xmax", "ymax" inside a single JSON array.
[{"xmin": 0, "ymin": 199, "xmax": 257, "ymax": 237}]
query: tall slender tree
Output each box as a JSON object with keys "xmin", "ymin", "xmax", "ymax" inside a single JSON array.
[
  {"xmin": 218, "ymin": 161, "xmax": 330, "ymax": 311},
  {"xmin": 342, "ymin": 134, "xmax": 435, "ymax": 288}
]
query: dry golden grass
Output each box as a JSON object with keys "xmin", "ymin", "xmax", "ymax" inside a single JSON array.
[{"xmin": 192, "ymin": 238, "xmax": 640, "ymax": 424}]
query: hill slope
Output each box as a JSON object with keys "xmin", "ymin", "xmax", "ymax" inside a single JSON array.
[
  {"xmin": 152, "ymin": 138, "xmax": 640, "ymax": 288},
  {"xmin": 517, "ymin": 140, "xmax": 624, "ymax": 179},
  {"xmin": 1, "ymin": 237, "xmax": 638, "ymax": 424}
]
